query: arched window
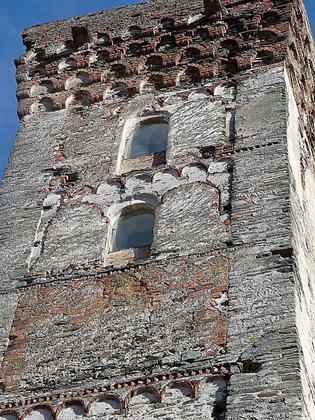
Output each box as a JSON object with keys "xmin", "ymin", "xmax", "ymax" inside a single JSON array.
[
  {"xmin": 111, "ymin": 206, "xmax": 155, "ymax": 251},
  {"xmin": 125, "ymin": 118, "xmax": 169, "ymax": 159}
]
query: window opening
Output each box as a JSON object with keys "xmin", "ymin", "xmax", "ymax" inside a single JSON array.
[
  {"xmin": 125, "ymin": 120, "xmax": 169, "ymax": 158},
  {"xmin": 71, "ymin": 26, "xmax": 90, "ymax": 46},
  {"xmin": 112, "ymin": 207, "xmax": 155, "ymax": 251}
]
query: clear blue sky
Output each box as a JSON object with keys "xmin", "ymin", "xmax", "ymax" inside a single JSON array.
[{"xmin": 0, "ymin": 0, "xmax": 314, "ymax": 180}]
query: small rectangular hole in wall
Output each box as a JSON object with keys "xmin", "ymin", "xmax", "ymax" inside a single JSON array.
[
  {"xmin": 225, "ymin": 241, "xmax": 234, "ymax": 248},
  {"xmin": 271, "ymin": 247, "xmax": 293, "ymax": 258},
  {"xmin": 200, "ymin": 146, "xmax": 216, "ymax": 159},
  {"xmin": 65, "ymin": 172, "xmax": 79, "ymax": 183},
  {"xmin": 241, "ymin": 360, "xmax": 263, "ymax": 373}
]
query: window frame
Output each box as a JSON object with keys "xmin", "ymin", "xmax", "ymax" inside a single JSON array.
[
  {"xmin": 124, "ymin": 116, "xmax": 169, "ymax": 159},
  {"xmin": 116, "ymin": 113, "xmax": 170, "ymax": 175},
  {"xmin": 109, "ymin": 204, "xmax": 156, "ymax": 253}
]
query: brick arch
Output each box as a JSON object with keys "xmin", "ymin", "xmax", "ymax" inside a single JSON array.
[
  {"xmin": 157, "ymin": 33, "xmax": 176, "ymax": 50},
  {"xmin": 22, "ymin": 405, "xmax": 54, "ymax": 420},
  {"xmin": 185, "ymin": 45, "xmax": 207, "ymax": 58},
  {"xmin": 110, "ymin": 61, "xmax": 131, "ymax": 77},
  {"xmin": 185, "ymin": 64, "xmax": 202, "ymax": 79},
  {"xmin": 147, "ymin": 73, "xmax": 165, "ymax": 89},
  {"xmin": 128, "ymin": 385, "xmax": 161, "ymax": 406},
  {"xmin": 94, "ymin": 32, "xmax": 112, "ymax": 46},
  {"xmin": 30, "ymin": 80, "xmax": 54, "ymax": 97},
  {"xmin": 31, "ymin": 97, "xmax": 54, "ymax": 113},
  {"xmin": 128, "ymin": 25, "xmax": 142, "ymax": 38},
  {"xmin": 253, "ymin": 49, "xmax": 274, "ymax": 66},
  {"xmin": 220, "ymin": 38, "xmax": 239, "ymax": 56},
  {"xmin": 261, "ymin": 10, "xmax": 280, "ymax": 25},
  {"xmin": 29, "ymin": 64, "xmax": 46, "ymax": 77},
  {"xmin": 96, "ymin": 49, "xmax": 111, "ymax": 63},
  {"xmin": 66, "ymin": 89, "xmax": 92, "ymax": 107},
  {"xmin": 226, "ymin": 17, "xmax": 245, "ymax": 32},
  {"xmin": 65, "ymin": 71, "xmax": 90, "ymax": 91},
  {"xmin": 56, "ymin": 400, "xmax": 86, "ymax": 419},
  {"xmin": 127, "ymin": 40, "xmax": 143, "ymax": 55},
  {"xmin": 104, "ymin": 81, "xmax": 130, "ymax": 99},
  {"xmin": 58, "ymin": 57, "xmax": 77, "ymax": 73},
  {"xmin": 161, "ymin": 380, "xmax": 194, "ymax": 402},
  {"xmin": 87, "ymin": 393, "xmax": 124, "ymax": 414},
  {"xmin": 195, "ymin": 26, "xmax": 211, "ymax": 41},
  {"xmin": 184, "ymin": 64, "xmax": 214, "ymax": 82},
  {"xmin": 146, "ymin": 54, "xmax": 164, "ymax": 69},
  {"xmin": 257, "ymin": 29, "xmax": 280, "ymax": 43},
  {"xmin": 160, "ymin": 17, "xmax": 175, "ymax": 31},
  {"xmin": 0, "ymin": 412, "xmax": 19, "ymax": 420}
]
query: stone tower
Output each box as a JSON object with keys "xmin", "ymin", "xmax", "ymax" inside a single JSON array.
[{"xmin": 0, "ymin": 0, "xmax": 314, "ymax": 418}]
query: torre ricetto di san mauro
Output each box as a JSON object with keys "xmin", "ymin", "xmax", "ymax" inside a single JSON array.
[{"xmin": 0, "ymin": 0, "xmax": 315, "ymax": 418}]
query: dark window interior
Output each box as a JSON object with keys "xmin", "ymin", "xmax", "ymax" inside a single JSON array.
[
  {"xmin": 71, "ymin": 26, "xmax": 90, "ymax": 46},
  {"xmin": 125, "ymin": 121, "xmax": 169, "ymax": 158},
  {"xmin": 112, "ymin": 207, "xmax": 155, "ymax": 251}
]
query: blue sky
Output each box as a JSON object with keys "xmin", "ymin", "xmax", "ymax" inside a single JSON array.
[{"xmin": 0, "ymin": 0, "xmax": 314, "ymax": 180}]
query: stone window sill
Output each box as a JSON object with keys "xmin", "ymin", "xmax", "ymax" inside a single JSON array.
[
  {"xmin": 119, "ymin": 151, "xmax": 166, "ymax": 174},
  {"xmin": 104, "ymin": 245, "xmax": 151, "ymax": 266}
]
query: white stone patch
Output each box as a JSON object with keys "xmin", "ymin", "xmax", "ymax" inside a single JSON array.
[
  {"xmin": 152, "ymin": 170, "xmax": 183, "ymax": 196},
  {"xmin": 84, "ymin": 182, "xmax": 121, "ymax": 211},
  {"xmin": 43, "ymin": 193, "xmax": 62, "ymax": 209},
  {"xmin": 154, "ymin": 183, "xmax": 226, "ymax": 254},
  {"xmin": 286, "ymin": 69, "xmax": 315, "ymax": 420},
  {"xmin": 30, "ymin": 81, "xmax": 53, "ymax": 97},
  {"xmin": 182, "ymin": 165, "xmax": 207, "ymax": 182},
  {"xmin": 58, "ymin": 59, "xmax": 77, "ymax": 73},
  {"xmin": 33, "ymin": 205, "xmax": 106, "ymax": 272},
  {"xmin": 128, "ymin": 391, "xmax": 159, "ymax": 418},
  {"xmin": 163, "ymin": 383, "xmax": 192, "ymax": 402},
  {"xmin": 188, "ymin": 91, "xmax": 211, "ymax": 101},
  {"xmin": 214, "ymin": 84, "xmax": 237, "ymax": 100},
  {"xmin": 89, "ymin": 398, "xmax": 121, "ymax": 416},
  {"xmin": 124, "ymin": 175, "xmax": 154, "ymax": 197},
  {"xmin": 187, "ymin": 13, "xmax": 203, "ymax": 25},
  {"xmin": 207, "ymin": 161, "xmax": 232, "ymax": 207},
  {"xmin": 58, "ymin": 404, "xmax": 85, "ymax": 420},
  {"xmin": 24, "ymin": 408, "xmax": 53, "ymax": 420}
]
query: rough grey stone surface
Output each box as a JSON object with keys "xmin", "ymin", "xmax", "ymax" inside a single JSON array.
[
  {"xmin": 153, "ymin": 182, "xmax": 228, "ymax": 254},
  {"xmin": 225, "ymin": 68, "xmax": 302, "ymax": 419},
  {"xmin": 0, "ymin": 0, "xmax": 314, "ymax": 412},
  {"xmin": 286, "ymin": 70, "xmax": 315, "ymax": 419}
]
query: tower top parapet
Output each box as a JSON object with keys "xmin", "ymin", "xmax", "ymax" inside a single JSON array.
[{"xmin": 16, "ymin": 0, "xmax": 314, "ymax": 120}]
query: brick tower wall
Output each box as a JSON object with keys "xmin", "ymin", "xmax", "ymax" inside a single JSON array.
[{"xmin": 0, "ymin": 0, "xmax": 314, "ymax": 419}]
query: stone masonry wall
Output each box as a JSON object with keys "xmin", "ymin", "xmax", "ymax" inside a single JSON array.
[
  {"xmin": 286, "ymin": 71, "xmax": 315, "ymax": 419},
  {"xmin": 0, "ymin": 0, "xmax": 315, "ymax": 419}
]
